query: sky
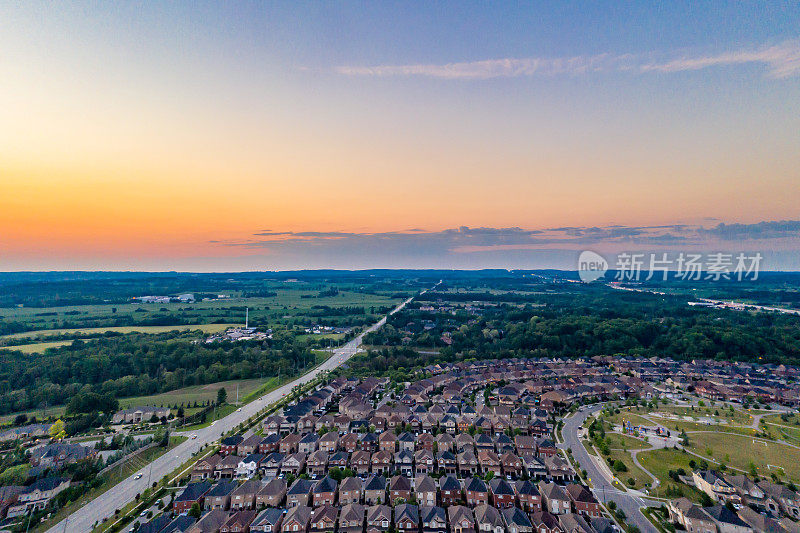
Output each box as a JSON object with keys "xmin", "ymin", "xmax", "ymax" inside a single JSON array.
[{"xmin": 1, "ymin": 2, "xmax": 799, "ymax": 271}]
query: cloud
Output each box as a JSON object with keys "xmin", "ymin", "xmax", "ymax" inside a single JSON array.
[
  {"xmin": 335, "ymin": 41, "xmax": 800, "ymax": 80},
  {"xmin": 703, "ymin": 220, "xmax": 800, "ymax": 240}
]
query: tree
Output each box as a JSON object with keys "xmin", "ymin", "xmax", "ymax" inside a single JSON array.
[
  {"xmin": 217, "ymin": 387, "xmax": 228, "ymax": 405},
  {"xmin": 49, "ymin": 419, "xmax": 67, "ymax": 440},
  {"xmin": 189, "ymin": 502, "xmax": 202, "ymax": 518}
]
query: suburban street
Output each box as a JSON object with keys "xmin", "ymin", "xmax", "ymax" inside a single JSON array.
[
  {"xmin": 559, "ymin": 404, "xmax": 659, "ymax": 533},
  {"xmin": 47, "ymin": 293, "xmax": 421, "ymax": 533}
]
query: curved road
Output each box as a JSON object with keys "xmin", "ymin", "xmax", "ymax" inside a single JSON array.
[
  {"xmin": 47, "ymin": 291, "xmax": 424, "ymax": 533},
  {"xmin": 560, "ymin": 404, "xmax": 659, "ymax": 533}
]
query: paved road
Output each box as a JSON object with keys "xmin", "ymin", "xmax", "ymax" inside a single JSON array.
[
  {"xmin": 47, "ymin": 292, "xmax": 423, "ymax": 533},
  {"xmin": 560, "ymin": 405, "xmax": 659, "ymax": 533}
]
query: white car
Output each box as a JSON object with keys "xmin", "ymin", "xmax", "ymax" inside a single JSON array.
[
  {"xmin": 237, "ymin": 408, "xmax": 242, "ymax": 412},
  {"xmin": 191, "ymin": 434, "xmax": 197, "ymax": 439},
  {"xmin": 134, "ymin": 473, "xmax": 143, "ymax": 480}
]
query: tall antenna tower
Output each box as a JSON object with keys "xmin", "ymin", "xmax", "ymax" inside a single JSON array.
[{"xmin": 245, "ymin": 307, "xmax": 249, "ymax": 329}]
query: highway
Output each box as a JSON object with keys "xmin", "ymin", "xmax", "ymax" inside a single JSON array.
[
  {"xmin": 559, "ymin": 404, "xmax": 659, "ymax": 533},
  {"xmin": 47, "ymin": 292, "xmax": 423, "ymax": 533}
]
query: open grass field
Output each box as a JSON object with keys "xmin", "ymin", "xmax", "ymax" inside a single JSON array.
[
  {"xmin": 0, "ymin": 288, "xmax": 402, "ymax": 333},
  {"xmin": 1, "ymin": 323, "xmax": 236, "ymax": 340},
  {"xmin": 604, "ymin": 448, "xmax": 652, "ymax": 489},
  {"xmin": 663, "ymin": 419, "xmax": 757, "ymax": 436},
  {"xmin": 117, "ymin": 378, "xmax": 270, "ymax": 409},
  {"xmin": 606, "ymin": 432, "xmax": 650, "ymax": 450},
  {"xmin": 602, "ymin": 410, "xmax": 654, "ymax": 429},
  {"xmin": 636, "ymin": 447, "xmax": 708, "ymax": 502},
  {"xmin": 685, "ymin": 431, "xmax": 800, "ymax": 481},
  {"xmin": 652, "ymin": 404, "xmax": 753, "ymax": 425},
  {"xmin": 0, "ymin": 340, "xmax": 74, "ymax": 353}
]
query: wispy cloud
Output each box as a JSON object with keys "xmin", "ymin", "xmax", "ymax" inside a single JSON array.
[{"xmin": 335, "ymin": 41, "xmax": 800, "ymax": 80}]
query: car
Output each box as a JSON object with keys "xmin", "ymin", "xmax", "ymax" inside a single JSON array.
[
  {"xmin": 140, "ymin": 510, "xmax": 148, "ymax": 517},
  {"xmin": 237, "ymin": 407, "xmax": 242, "ymax": 412},
  {"xmin": 191, "ymin": 434, "xmax": 197, "ymax": 439},
  {"xmin": 134, "ymin": 473, "xmax": 143, "ymax": 479}
]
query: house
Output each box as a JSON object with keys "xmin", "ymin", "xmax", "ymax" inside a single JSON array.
[
  {"xmin": 0, "ymin": 485, "xmax": 23, "ymax": 518},
  {"xmin": 474, "ymin": 504, "xmax": 505, "ymax": 533},
  {"xmin": 298, "ymin": 433, "xmax": 319, "ymax": 454},
  {"xmin": 281, "ymin": 453, "xmax": 306, "ymax": 477},
  {"xmin": 414, "ymin": 450, "xmax": 435, "ymax": 476},
  {"xmin": 500, "ymin": 453, "xmax": 522, "ymax": 478},
  {"xmin": 237, "ymin": 453, "xmax": 265, "ymax": 478},
  {"xmin": 341, "ymin": 433, "xmax": 360, "ymax": 453},
  {"xmin": 396, "ymin": 450, "xmax": 414, "ymax": 477},
  {"xmin": 161, "ymin": 515, "xmax": 198, "ymax": 533},
  {"xmin": 458, "ymin": 450, "xmax": 479, "ymax": 476},
  {"xmin": 694, "ymin": 470, "xmax": 737, "ymax": 502},
  {"xmin": 214, "ymin": 455, "xmax": 241, "ymax": 479},
  {"xmin": 192, "ymin": 454, "xmax": 223, "ymax": 481},
  {"xmin": 231, "ymin": 479, "xmax": 261, "ymax": 510},
  {"xmin": 364, "ymin": 475, "xmax": 387, "ymax": 505},
  {"xmin": 256, "ymin": 478, "xmax": 287, "ymax": 508},
  {"xmin": 310, "ymin": 504, "xmax": 338, "ymax": 533},
  {"xmin": 367, "ymin": 504, "xmax": 392, "ymax": 533},
  {"xmin": 340, "ymin": 503, "xmax": 366, "ymax": 533},
  {"xmin": 737, "ymin": 506, "xmax": 783, "ymax": 533},
  {"xmin": 390, "ymin": 475, "xmax": 412, "ymax": 504},
  {"xmin": 372, "ymin": 450, "xmax": 393, "ymax": 476},
  {"xmin": 565, "ymin": 484, "xmax": 600, "ymax": 518},
  {"xmin": 543, "ymin": 456, "xmax": 573, "ymax": 482},
  {"xmin": 558, "ymin": 512, "xmax": 593, "ymax": 533},
  {"xmin": 239, "ymin": 435, "xmax": 265, "ymax": 455},
  {"xmin": 418, "ymin": 433, "xmax": 435, "ymax": 450},
  {"xmin": 7, "ymin": 477, "xmax": 70, "ymax": 517},
  {"xmin": 312, "ymin": 476, "xmax": 338, "ymax": 506},
  {"xmin": 530, "ymin": 512, "xmax": 562, "ymax": 533},
  {"xmin": 449, "ymin": 505, "xmax": 477, "ymax": 533},
  {"xmin": 251, "ymin": 508, "xmax": 285, "ymax": 533},
  {"xmin": 398, "ymin": 433, "xmax": 416, "ymax": 452},
  {"xmin": 759, "ymin": 480, "xmax": 800, "ymax": 518},
  {"xmin": 282, "ymin": 505, "xmax": 313, "ymax": 533},
  {"xmin": 351, "ymin": 450, "xmax": 371, "ymax": 475},
  {"xmin": 173, "ymin": 481, "xmax": 213, "ymax": 514},
  {"xmin": 307, "ymin": 451, "xmax": 329, "ymax": 478},
  {"xmin": 415, "ymin": 475, "xmax": 437, "ymax": 507},
  {"xmin": 221, "ymin": 510, "xmax": 258, "ymax": 533},
  {"xmin": 339, "ymin": 476, "xmax": 363, "ymax": 505},
  {"xmin": 113, "ymin": 406, "xmax": 171, "ymax": 424},
  {"xmin": 280, "ymin": 433, "xmax": 302, "ymax": 454},
  {"xmin": 466, "ymin": 476, "xmax": 490, "ymax": 507},
  {"xmin": 188, "ymin": 509, "xmax": 229, "ymax": 533},
  {"xmin": 703, "ymin": 505, "xmax": 752, "ymax": 533},
  {"xmin": 30, "ymin": 442, "xmax": 94, "ymax": 468},
  {"xmin": 667, "ymin": 498, "xmax": 718, "ymax": 533},
  {"xmin": 221, "ymin": 435, "xmax": 245, "ymax": 456},
  {"xmin": 538, "ymin": 483, "xmax": 569, "ymax": 515},
  {"xmin": 437, "ymin": 451, "xmax": 457, "ymax": 474},
  {"xmin": 522, "ymin": 456, "xmax": 547, "ymax": 480},
  {"xmin": 440, "ymin": 475, "xmax": 463, "ymax": 505},
  {"xmin": 421, "ymin": 506, "xmax": 447, "ymax": 533},
  {"xmin": 395, "ymin": 503, "xmax": 420, "ymax": 533},
  {"xmin": 501, "ymin": 507, "xmax": 532, "ymax": 533},
  {"xmin": 204, "ymin": 480, "xmax": 238, "ymax": 510},
  {"xmin": 514, "ymin": 480, "xmax": 541, "ymax": 513},
  {"xmin": 318, "ymin": 432, "xmax": 339, "ymax": 453},
  {"xmin": 287, "ymin": 479, "xmax": 315, "ymax": 507},
  {"xmin": 380, "ymin": 431, "xmax": 399, "ymax": 452},
  {"xmin": 489, "ymin": 478, "xmax": 515, "ymax": 509},
  {"xmin": 137, "ymin": 515, "xmax": 172, "ymax": 533}
]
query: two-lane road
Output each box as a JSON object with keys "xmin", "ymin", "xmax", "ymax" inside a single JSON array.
[
  {"xmin": 560, "ymin": 404, "xmax": 659, "ymax": 533},
  {"xmin": 48, "ymin": 293, "xmax": 420, "ymax": 533}
]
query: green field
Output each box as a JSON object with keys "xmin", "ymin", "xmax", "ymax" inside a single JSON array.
[
  {"xmin": 685, "ymin": 431, "xmax": 800, "ymax": 481},
  {"xmin": 637, "ymin": 448, "xmax": 707, "ymax": 502},
  {"xmin": 0, "ymin": 288, "xmax": 401, "ymax": 333},
  {"xmin": 117, "ymin": 378, "xmax": 271, "ymax": 410},
  {"xmin": 0, "ymin": 340, "xmax": 74, "ymax": 353},
  {"xmin": 606, "ymin": 432, "xmax": 650, "ymax": 450},
  {"xmin": 1, "ymin": 323, "xmax": 236, "ymax": 340}
]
